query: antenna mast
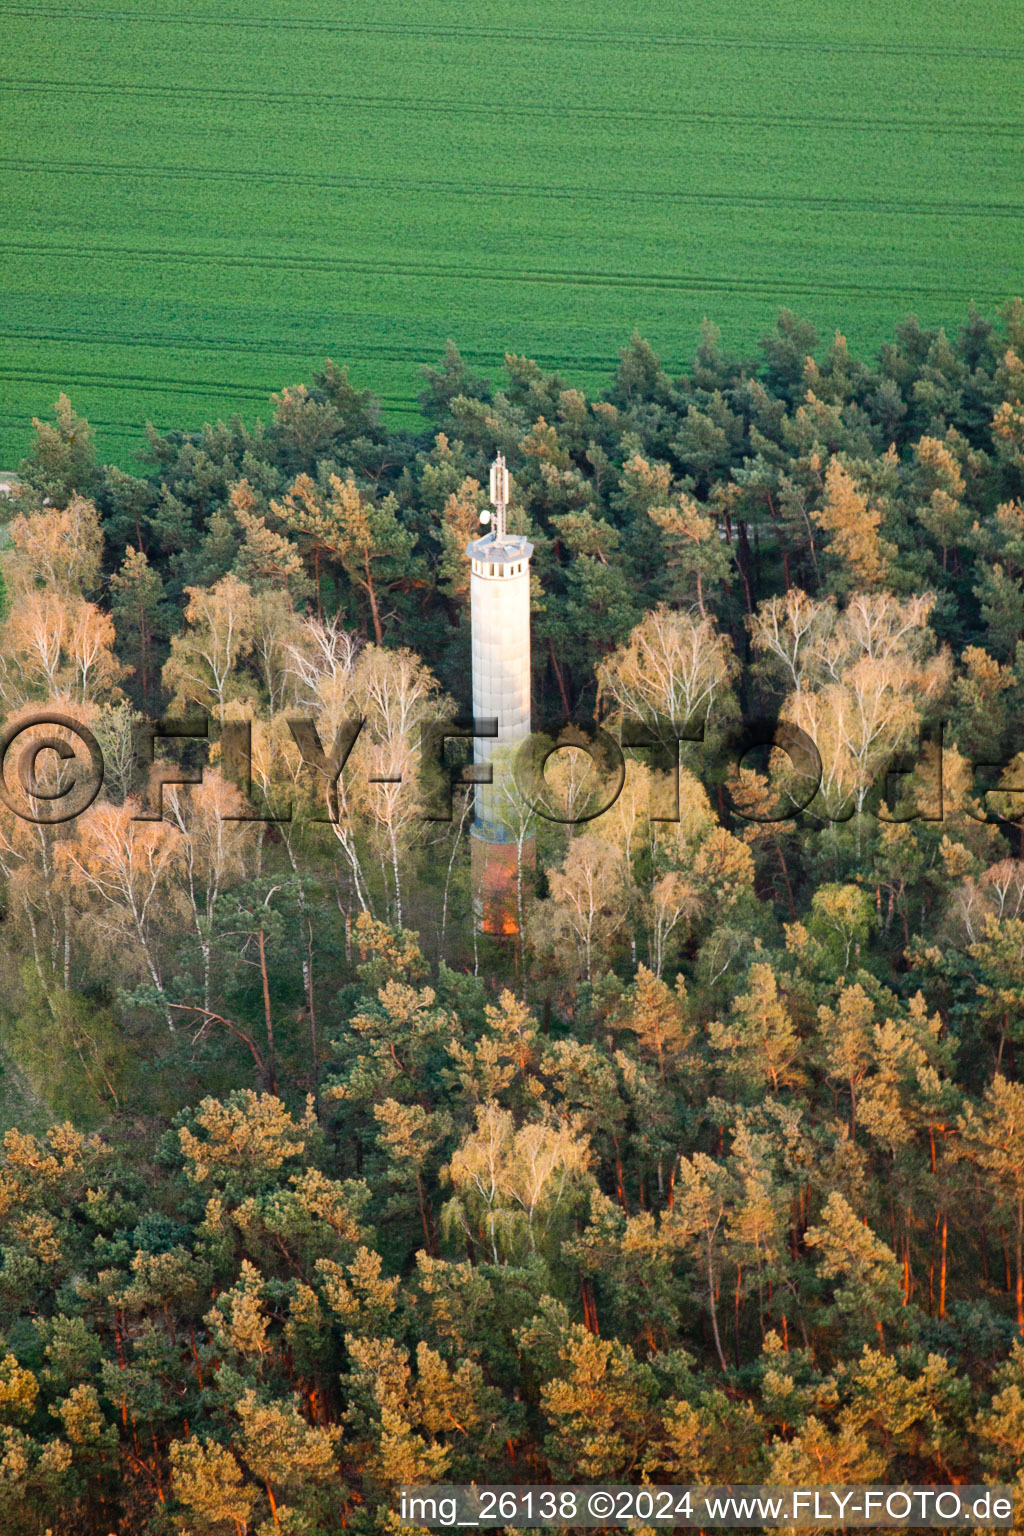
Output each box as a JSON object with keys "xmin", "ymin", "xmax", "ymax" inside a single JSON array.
[{"xmin": 488, "ymin": 452, "xmax": 509, "ymax": 542}]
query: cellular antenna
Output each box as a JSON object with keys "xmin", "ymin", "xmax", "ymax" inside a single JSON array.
[{"xmin": 489, "ymin": 451, "xmax": 510, "ymax": 542}]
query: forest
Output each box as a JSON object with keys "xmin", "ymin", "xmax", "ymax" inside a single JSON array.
[{"xmin": 1, "ymin": 304, "xmax": 1024, "ymax": 1531}]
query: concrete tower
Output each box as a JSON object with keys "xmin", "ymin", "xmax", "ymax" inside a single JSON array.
[{"xmin": 465, "ymin": 454, "xmax": 534, "ymax": 934}]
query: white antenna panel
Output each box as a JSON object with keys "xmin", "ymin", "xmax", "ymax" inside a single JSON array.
[{"xmin": 489, "ymin": 456, "xmax": 510, "ymax": 507}]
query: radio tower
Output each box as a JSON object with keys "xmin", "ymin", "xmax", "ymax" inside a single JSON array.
[{"xmin": 465, "ymin": 453, "xmax": 534, "ymax": 934}]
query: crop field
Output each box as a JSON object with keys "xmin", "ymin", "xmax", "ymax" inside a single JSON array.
[{"xmin": 1, "ymin": 0, "xmax": 1022, "ymax": 467}]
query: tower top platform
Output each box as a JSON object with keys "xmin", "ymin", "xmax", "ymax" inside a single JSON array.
[{"xmin": 465, "ymin": 530, "xmax": 534, "ymax": 563}]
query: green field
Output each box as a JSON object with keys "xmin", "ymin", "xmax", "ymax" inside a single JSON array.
[{"xmin": 1, "ymin": 0, "xmax": 1022, "ymax": 467}]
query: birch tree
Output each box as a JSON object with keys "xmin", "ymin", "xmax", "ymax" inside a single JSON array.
[
  {"xmin": 163, "ymin": 573, "xmax": 258, "ymax": 719},
  {"xmin": 596, "ymin": 605, "xmax": 739, "ymax": 737}
]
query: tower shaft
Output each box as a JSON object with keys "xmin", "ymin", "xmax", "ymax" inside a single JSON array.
[{"xmin": 469, "ymin": 550, "xmax": 532, "ymax": 833}]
